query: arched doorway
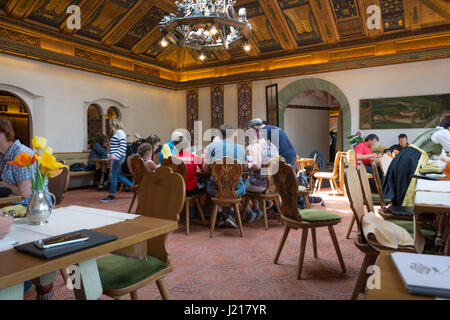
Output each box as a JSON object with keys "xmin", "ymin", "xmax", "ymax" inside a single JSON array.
[
  {"xmin": 0, "ymin": 91, "xmax": 32, "ymax": 147},
  {"xmin": 284, "ymin": 90, "xmax": 342, "ymax": 162},
  {"xmin": 105, "ymin": 106, "xmax": 120, "ymax": 137},
  {"xmin": 278, "ymin": 78, "xmax": 351, "ymax": 151}
]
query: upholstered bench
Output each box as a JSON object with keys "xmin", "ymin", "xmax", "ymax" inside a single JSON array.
[{"xmin": 54, "ymin": 152, "xmax": 96, "ymax": 189}]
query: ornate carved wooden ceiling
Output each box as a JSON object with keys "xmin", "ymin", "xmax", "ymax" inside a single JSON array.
[{"xmin": 0, "ymin": 0, "xmax": 449, "ymax": 89}]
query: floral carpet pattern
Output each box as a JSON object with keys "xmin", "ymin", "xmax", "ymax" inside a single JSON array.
[{"xmin": 24, "ymin": 188, "xmax": 365, "ymax": 300}]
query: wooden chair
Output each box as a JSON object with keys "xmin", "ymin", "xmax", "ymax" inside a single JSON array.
[
  {"xmin": 96, "ymin": 166, "xmax": 186, "ymax": 300},
  {"xmin": 210, "ymin": 157, "xmax": 244, "ymax": 238},
  {"xmin": 345, "ymin": 163, "xmax": 375, "ymax": 239},
  {"xmin": 370, "ymin": 160, "xmax": 413, "ymax": 221},
  {"xmin": 126, "ymin": 154, "xmax": 146, "ymax": 213},
  {"xmin": 161, "ymin": 156, "xmax": 206, "ymax": 235},
  {"xmin": 242, "ymin": 165, "xmax": 282, "ymax": 230},
  {"xmin": 344, "ymin": 164, "xmax": 416, "ymax": 300},
  {"xmin": 313, "ymin": 151, "xmax": 341, "ymax": 195},
  {"xmin": 270, "ymin": 156, "xmax": 346, "ymax": 280}
]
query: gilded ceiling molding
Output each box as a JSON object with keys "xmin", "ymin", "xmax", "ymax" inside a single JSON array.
[
  {"xmin": 133, "ymin": 64, "xmax": 160, "ymax": 78},
  {"xmin": 0, "ymin": 26, "xmax": 40, "ymax": 47},
  {"xmin": 329, "ymin": 45, "xmax": 376, "ymax": 61},
  {"xmin": 396, "ymin": 33, "xmax": 450, "ymax": 52},
  {"xmin": 74, "ymin": 47, "xmax": 111, "ymax": 65}
]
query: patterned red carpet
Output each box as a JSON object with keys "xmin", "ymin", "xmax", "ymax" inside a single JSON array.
[{"xmin": 24, "ymin": 188, "xmax": 365, "ymax": 300}]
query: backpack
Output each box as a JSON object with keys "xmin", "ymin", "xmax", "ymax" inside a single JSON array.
[
  {"xmin": 296, "ymin": 168, "xmax": 326, "ymax": 209},
  {"xmin": 70, "ymin": 163, "xmax": 88, "ymax": 172}
]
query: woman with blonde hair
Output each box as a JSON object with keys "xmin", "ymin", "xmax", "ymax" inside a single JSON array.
[{"xmin": 100, "ymin": 119, "xmax": 133, "ymax": 203}]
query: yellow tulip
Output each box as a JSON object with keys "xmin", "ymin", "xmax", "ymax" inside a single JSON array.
[
  {"xmin": 35, "ymin": 151, "xmax": 68, "ymax": 171},
  {"xmin": 44, "ymin": 147, "xmax": 53, "ymax": 155},
  {"xmin": 32, "ymin": 136, "xmax": 47, "ymax": 151},
  {"xmin": 41, "ymin": 166, "xmax": 63, "ymax": 178}
]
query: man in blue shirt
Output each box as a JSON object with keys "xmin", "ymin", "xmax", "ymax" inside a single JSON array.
[
  {"xmin": 249, "ymin": 118, "xmax": 297, "ymax": 165},
  {"xmin": 203, "ymin": 124, "xmax": 247, "ymax": 228},
  {"xmin": 158, "ymin": 131, "xmax": 184, "ymax": 164}
]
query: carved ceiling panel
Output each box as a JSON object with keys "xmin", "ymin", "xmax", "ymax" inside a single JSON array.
[{"xmin": 329, "ymin": 0, "xmax": 365, "ymax": 38}]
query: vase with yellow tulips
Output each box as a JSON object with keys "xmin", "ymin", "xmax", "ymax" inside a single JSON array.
[{"xmin": 8, "ymin": 136, "xmax": 68, "ymax": 225}]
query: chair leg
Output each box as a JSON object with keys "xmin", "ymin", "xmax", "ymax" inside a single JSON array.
[
  {"xmin": 317, "ymin": 178, "xmax": 323, "ymax": 194},
  {"xmin": 194, "ymin": 197, "xmax": 206, "ymax": 225},
  {"xmin": 274, "ymin": 224, "xmax": 290, "ymax": 264},
  {"xmin": 313, "ymin": 178, "xmax": 320, "ymax": 194},
  {"xmin": 60, "ymin": 268, "xmax": 69, "ymax": 283},
  {"xmin": 185, "ymin": 199, "xmax": 190, "ymax": 236},
  {"xmin": 242, "ymin": 197, "xmax": 250, "ymax": 223},
  {"xmin": 130, "ymin": 290, "xmax": 138, "ymax": 300},
  {"xmin": 273, "ymin": 197, "xmax": 284, "ymax": 225},
  {"xmin": 260, "ymin": 199, "xmax": 268, "ymax": 230},
  {"xmin": 297, "ymin": 227, "xmax": 309, "ymax": 280},
  {"xmin": 328, "ymin": 225, "xmax": 346, "ymax": 273},
  {"xmin": 210, "ymin": 204, "xmax": 218, "ymax": 238},
  {"xmin": 156, "ymin": 278, "xmax": 171, "ymax": 300},
  {"xmin": 311, "ymin": 227, "xmax": 318, "ymax": 258},
  {"xmin": 128, "ymin": 192, "xmax": 137, "ymax": 213},
  {"xmin": 234, "ymin": 203, "xmax": 244, "ymax": 237},
  {"xmin": 333, "ymin": 179, "xmax": 340, "ymax": 195},
  {"xmin": 346, "ymin": 215, "xmax": 356, "ymax": 239},
  {"xmin": 351, "ymin": 253, "xmax": 378, "ymax": 300},
  {"xmin": 330, "ymin": 179, "xmax": 336, "ymax": 195}
]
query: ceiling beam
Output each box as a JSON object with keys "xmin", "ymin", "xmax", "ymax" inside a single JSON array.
[
  {"xmin": 357, "ymin": 0, "xmax": 383, "ymax": 38},
  {"xmin": 421, "ymin": 0, "xmax": 450, "ymax": 21},
  {"xmin": 5, "ymin": 0, "xmax": 41, "ymax": 19},
  {"xmin": 154, "ymin": 0, "xmax": 177, "ymax": 13},
  {"xmin": 101, "ymin": 0, "xmax": 154, "ymax": 46},
  {"xmin": 257, "ymin": 0, "xmax": 297, "ymax": 51},
  {"xmin": 131, "ymin": 27, "xmax": 162, "ymax": 55},
  {"xmin": 59, "ymin": 0, "xmax": 104, "ymax": 34},
  {"xmin": 308, "ymin": 0, "xmax": 340, "ymax": 44}
]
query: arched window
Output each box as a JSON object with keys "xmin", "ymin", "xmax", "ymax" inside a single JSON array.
[
  {"xmin": 87, "ymin": 104, "xmax": 103, "ymax": 145},
  {"xmin": 0, "ymin": 91, "xmax": 32, "ymax": 147},
  {"xmin": 105, "ymin": 106, "xmax": 120, "ymax": 137}
]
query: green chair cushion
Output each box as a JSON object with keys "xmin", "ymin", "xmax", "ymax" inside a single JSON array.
[
  {"xmin": 390, "ymin": 220, "xmax": 436, "ymax": 238},
  {"xmin": 371, "ymin": 194, "xmax": 391, "ymax": 203},
  {"xmin": 97, "ymin": 254, "xmax": 166, "ymax": 290},
  {"xmin": 298, "ymin": 209, "xmax": 341, "ymax": 222}
]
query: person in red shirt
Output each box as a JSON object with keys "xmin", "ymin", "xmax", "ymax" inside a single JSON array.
[
  {"xmin": 355, "ymin": 134, "xmax": 382, "ymax": 192},
  {"xmin": 175, "ymin": 149, "xmax": 208, "ymax": 217}
]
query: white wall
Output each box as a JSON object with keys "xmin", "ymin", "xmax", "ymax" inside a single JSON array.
[
  {"xmin": 0, "ymin": 53, "xmax": 184, "ymax": 152},
  {"xmin": 2, "ymin": 52, "xmax": 449, "ymax": 153},
  {"xmin": 252, "ymin": 58, "xmax": 450, "ymax": 148},
  {"xmin": 284, "ymin": 108, "xmax": 330, "ymax": 159}
]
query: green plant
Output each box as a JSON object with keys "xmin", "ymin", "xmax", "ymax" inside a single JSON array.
[
  {"xmin": 88, "ymin": 133, "xmax": 107, "ymax": 145},
  {"xmin": 348, "ymin": 131, "xmax": 364, "ymax": 146}
]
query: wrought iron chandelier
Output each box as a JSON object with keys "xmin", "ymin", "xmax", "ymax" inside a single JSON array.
[{"xmin": 159, "ymin": 0, "xmax": 252, "ymax": 60}]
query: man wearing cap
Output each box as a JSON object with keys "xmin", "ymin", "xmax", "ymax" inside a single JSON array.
[
  {"xmin": 158, "ymin": 130, "xmax": 184, "ymax": 164},
  {"xmin": 249, "ymin": 118, "xmax": 297, "ymax": 166}
]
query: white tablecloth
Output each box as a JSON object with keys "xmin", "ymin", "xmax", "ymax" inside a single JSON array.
[
  {"xmin": 0, "ymin": 206, "xmax": 140, "ymax": 252},
  {"xmin": 416, "ymin": 179, "xmax": 450, "ymax": 193}
]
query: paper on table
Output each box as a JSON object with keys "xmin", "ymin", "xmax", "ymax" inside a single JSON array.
[
  {"xmin": 416, "ymin": 179, "xmax": 450, "ymax": 192},
  {"xmin": 415, "ymin": 191, "xmax": 450, "ymax": 206},
  {"xmin": 0, "ymin": 206, "xmax": 140, "ymax": 252},
  {"xmin": 0, "ymin": 234, "xmax": 18, "ymax": 251},
  {"xmin": 391, "ymin": 252, "xmax": 450, "ymax": 298}
]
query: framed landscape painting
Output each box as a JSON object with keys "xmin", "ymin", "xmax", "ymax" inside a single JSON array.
[
  {"xmin": 266, "ymin": 84, "xmax": 279, "ymax": 126},
  {"xmin": 360, "ymin": 94, "xmax": 450, "ymax": 129}
]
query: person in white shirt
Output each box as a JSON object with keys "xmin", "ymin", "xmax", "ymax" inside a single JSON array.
[{"xmin": 100, "ymin": 119, "xmax": 133, "ymax": 203}]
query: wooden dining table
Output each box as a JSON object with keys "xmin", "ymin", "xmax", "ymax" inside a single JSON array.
[
  {"xmin": 413, "ymin": 178, "xmax": 450, "ymax": 255},
  {"xmin": 0, "ymin": 208, "xmax": 177, "ymax": 300},
  {"xmin": 365, "ymin": 251, "xmax": 433, "ymax": 300}
]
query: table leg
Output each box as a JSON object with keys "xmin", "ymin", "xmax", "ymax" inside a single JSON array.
[
  {"xmin": 33, "ymin": 272, "xmax": 56, "ymax": 300},
  {"xmin": 73, "ymin": 259, "xmax": 103, "ymax": 300},
  {"xmin": 0, "ymin": 282, "xmax": 24, "ymax": 300},
  {"xmin": 99, "ymin": 163, "xmax": 106, "ymax": 188}
]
